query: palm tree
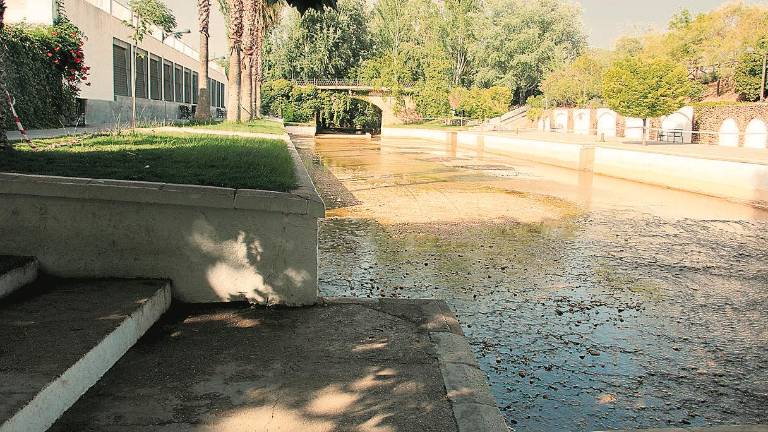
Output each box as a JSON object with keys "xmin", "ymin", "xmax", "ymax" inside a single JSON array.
[
  {"xmin": 0, "ymin": 0, "xmax": 9, "ymax": 148},
  {"xmin": 254, "ymin": 1, "xmax": 281, "ymax": 119},
  {"xmin": 226, "ymin": 0, "xmax": 243, "ymax": 122},
  {"xmin": 195, "ymin": 0, "xmax": 211, "ymax": 119},
  {"xmin": 240, "ymin": 0, "xmax": 257, "ymax": 121},
  {"xmin": 223, "ymin": 0, "xmax": 334, "ymax": 123}
]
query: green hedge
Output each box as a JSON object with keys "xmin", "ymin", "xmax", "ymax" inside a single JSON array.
[{"xmin": 2, "ymin": 20, "xmax": 87, "ymax": 130}]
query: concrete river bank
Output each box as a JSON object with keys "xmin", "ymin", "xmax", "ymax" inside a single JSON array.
[{"xmin": 291, "ymin": 131, "xmax": 768, "ymax": 432}]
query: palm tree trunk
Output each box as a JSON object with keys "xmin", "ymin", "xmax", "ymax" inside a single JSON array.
[
  {"xmin": 195, "ymin": 0, "xmax": 211, "ymax": 120},
  {"xmin": 254, "ymin": 53, "xmax": 261, "ymax": 119},
  {"xmin": 240, "ymin": 57, "xmax": 252, "ymax": 120},
  {"xmin": 226, "ymin": 0, "xmax": 243, "ymax": 122}
]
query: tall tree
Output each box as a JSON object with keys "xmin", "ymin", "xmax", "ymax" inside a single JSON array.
[
  {"xmin": 227, "ymin": 0, "xmax": 336, "ymax": 122},
  {"xmin": 472, "ymin": 0, "xmax": 586, "ymax": 104},
  {"xmin": 241, "ymin": 0, "xmax": 257, "ymax": 120},
  {"xmin": 254, "ymin": 1, "xmax": 281, "ymax": 118},
  {"xmin": 266, "ymin": 0, "xmax": 372, "ymax": 80},
  {"xmin": 441, "ymin": 0, "xmax": 478, "ymax": 86},
  {"xmin": 226, "ymin": 0, "xmax": 244, "ymax": 122},
  {"xmin": 0, "ymin": 0, "xmax": 7, "ymax": 148},
  {"xmin": 603, "ymin": 57, "xmax": 695, "ymax": 145},
  {"xmin": 195, "ymin": 0, "xmax": 211, "ymax": 119},
  {"xmin": 126, "ymin": 0, "xmax": 177, "ymax": 127}
]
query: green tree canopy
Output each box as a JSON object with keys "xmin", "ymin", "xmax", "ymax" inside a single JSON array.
[
  {"xmin": 471, "ymin": 0, "xmax": 586, "ymax": 104},
  {"xmin": 539, "ymin": 52, "xmax": 609, "ymax": 107},
  {"xmin": 603, "ymin": 57, "xmax": 696, "ymax": 143},
  {"xmin": 265, "ymin": 0, "xmax": 372, "ymax": 80}
]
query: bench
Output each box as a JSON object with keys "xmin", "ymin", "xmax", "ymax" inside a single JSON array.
[{"xmin": 658, "ymin": 129, "xmax": 684, "ymax": 143}]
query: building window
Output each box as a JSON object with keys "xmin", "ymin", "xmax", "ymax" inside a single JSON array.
[
  {"xmin": 174, "ymin": 65, "xmax": 183, "ymax": 102},
  {"xmin": 134, "ymin": 48, "xmax": 148, "ymax": 99},
  {"xmin": 183, "ymin": 68, "xmax": 192, "ymax": 104},
  {"xmin": 208, "ymin": 78, "xmax": 214, "ymax": 106},
  {"xmin": 112, "ymin": 39, "xmax": 131, "ymax": 97},
  {"xmin": 149, "ymin": 55, "xmax": 162, "ymax": 100},
  {"xmin": 219, "ymin": 81, "xmax": 225, "ymax": 108},
  {"xmin": 192, "ymin": 72, "xmax": 198, "ymax": 105},
  {"xmin": 163, "ymin": 61, "xmax": 174, "ymax": 101}
]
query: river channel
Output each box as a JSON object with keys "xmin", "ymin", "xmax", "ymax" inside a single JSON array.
[{"xmin": 291, "ymin": 131, "xmax": 768, "ymax": 432}]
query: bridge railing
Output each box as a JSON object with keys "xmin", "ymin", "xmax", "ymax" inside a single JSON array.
[{"xmin": 290, "ymin": 79, "xmax": 414, "ymax": 89}]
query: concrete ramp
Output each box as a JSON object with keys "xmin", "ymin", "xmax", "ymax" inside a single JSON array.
[{"xmin": 0, "ymin": 278, "xmax": 171, "ymax": 432}]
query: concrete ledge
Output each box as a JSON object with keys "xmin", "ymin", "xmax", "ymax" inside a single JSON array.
[
  {"xmin": 0, "ymin": 280, "xmax": 171, "ymax": 432},
  {"xmin": 0, "ymin": 257, "xmax": 38, "ymax": 300},
  {"xmin": 0, "ymin": 135, "xmax": 325, "ymax": 304}
]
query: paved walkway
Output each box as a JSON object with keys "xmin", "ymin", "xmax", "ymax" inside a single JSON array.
[
  {"xmin": 50, "ymin": 298, "xmax": 507, "ymax": 432},
  {"xmin": 6, "ymin": 126, "xmax": 110, "ymax": 142},
  {"xmin": 484, "ymin": 129, "xmax": 768, "ymax": 165}
]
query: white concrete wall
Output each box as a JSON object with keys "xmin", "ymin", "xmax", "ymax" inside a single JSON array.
[
  {"xmin": 718, "ymin": 118, "xmax": 740, "ymax": 147},
  {"xmin": 554, "ymin": 109, "xmax": 568, "ymax": 132},
  {"xmin": 382, "ymin": 127, "xmax": 768, "ymax": 205},
  {"xmin": 593, "ymin": 147, "xmax": 768, "ymax": 203},
  {"xmin": 744, "ymin": 119, "xmax": 768, "ymax": 149},
  {"xmin": 660, "ymin": 106, "xmax": 694, "ymax": 143},
  {"xmin": 0, "ymin": 138, "xmax": 325, "ymax": 305},
  {"xmin": 5, "ymin": 0, "xmax": 55, "ymax": 24},
  {"xmin": 573, "ymin": 109, "xmax": 591, "ymax": 135},
  {"xmin": 624, "ymin": 117, "xmax": 644, "ymax": 140},
  {"xmin": 596, "ymin": 109, "xmax": 617, "ymax": 138}
]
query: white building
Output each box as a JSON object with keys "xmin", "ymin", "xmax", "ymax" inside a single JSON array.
[{"xmin": 6, "ymin": 0, "xmax": 228, "ymax": 125}]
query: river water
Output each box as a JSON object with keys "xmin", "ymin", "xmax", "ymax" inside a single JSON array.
[{"xmin": 291, "ymin": 132, "xmax": 768, "ymax": 432}]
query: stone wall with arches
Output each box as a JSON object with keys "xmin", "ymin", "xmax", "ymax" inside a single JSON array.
[{"xmin": 694, "ymin": 103, "xmax": 768, "ymax": 148}]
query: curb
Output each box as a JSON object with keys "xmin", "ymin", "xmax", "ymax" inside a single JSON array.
[{"xmin": 425, "ymin": 301, "xmax": 509, "ymax": 432}]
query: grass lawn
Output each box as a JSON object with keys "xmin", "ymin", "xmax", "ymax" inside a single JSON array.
[
  {"xmin": 186, "ymin": 119, "xmax": 286, "ymax": 135},
  {"xmin": 389, "ymin": 119, "xmax": 474, "ymax": 131},
  {"xmin": 0, "ymin": 132, "xmax": 297, "ymax": 191}
]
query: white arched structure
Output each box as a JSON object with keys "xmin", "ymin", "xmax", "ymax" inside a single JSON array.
[
  {"xmin": 554, "ymin": 109, "xmax": 568, "ymax": 133},
  {"xmin": 718, "ymin": 118, "xmax": 740, "ymax": 147},
  {"xmin": 625, "ymin": 117, "xmax": 644, "ymax": 140},
  {"xmin": 660, "ymin": 106, "xmax": 693, "ymax": 143},
  {"xmin": 744, "ymin": 118, "xmax": 768, "ymax": 149},
  {"xmin": 543, "ymin": 117, "xmax": 551, "ymax": 132},
  {"xmin": 596, "ymin": 109, "xmax": 617, "ymax": 138},
  {"xmin": 573, "ymin": 109, "xmax": 590, "ymax": 135},
  {"xmin": 537, "ymin": 118, "xmax": 545, "ymax": 131}
]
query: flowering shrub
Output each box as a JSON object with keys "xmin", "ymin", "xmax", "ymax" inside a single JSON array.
[
  {"xmin": 1, "ymin": 19, "xmax": 88, "ymax": 129},
  {"xmin": 46, "ymin": 20, "xmax": 90, "ymax": 92}
]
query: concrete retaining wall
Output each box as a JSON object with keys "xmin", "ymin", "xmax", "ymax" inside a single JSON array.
[
  {"xmin": 592, "ymin": 147, "xmax": 768, "ymax": 203},
  {"xmin": 0, "ymin": 138, "xmax": 324, "ymax": 305},
  {"xmin": 381, "ymin": 127, "xmax": 768, "ymax": 206}
]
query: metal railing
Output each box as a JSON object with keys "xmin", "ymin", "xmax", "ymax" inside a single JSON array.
[{"xmin": 290, "ymin": 79, "xmax": 415, "ymax": 89}]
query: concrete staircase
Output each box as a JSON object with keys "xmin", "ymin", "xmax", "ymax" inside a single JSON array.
[
  {"xmin": 474, "ymin": 105, "xmax": 531, "ymax": 131},
  {"xmin": 0, "ymin": 258, "xmax": 171, "ymax": 432}
]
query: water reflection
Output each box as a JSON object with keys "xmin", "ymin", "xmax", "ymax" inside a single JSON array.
[{"xmin": 293, "ymin": 132, "xmax": 768, "ymax": 431}]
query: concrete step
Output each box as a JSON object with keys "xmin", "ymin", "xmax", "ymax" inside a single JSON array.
[
  {"xmin": 0, "ymin": 278, "xmax": 171, "ymax": 432},
  {"xmin": 0, "ymin": 256, "xmax": 38, "ymax": 299}
]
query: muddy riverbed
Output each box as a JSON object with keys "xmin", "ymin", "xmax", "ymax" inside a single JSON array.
[{"xmin": 292, "ymin": 132, "xmax": 768, "ymax": 432}]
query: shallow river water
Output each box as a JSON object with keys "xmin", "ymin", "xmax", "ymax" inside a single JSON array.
[{"xmin": 292, "ymin": 132, "xmax": 768, "ymax": 432}]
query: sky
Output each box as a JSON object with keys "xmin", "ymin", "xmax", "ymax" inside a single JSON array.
[
  {"xmin": 579, "ymin": 0, "xmax": 767, "ymax": 48},
  {"xmin": 162, "ymin": 0, "xmax": 768, "ymax": 56}
]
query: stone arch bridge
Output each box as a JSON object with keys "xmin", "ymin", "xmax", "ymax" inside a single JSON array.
[{"xmin": 290, "ymin": 79, "xmax": 415, "ymax": 126}]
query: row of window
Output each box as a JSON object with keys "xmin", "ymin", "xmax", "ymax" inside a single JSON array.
[{"xmin": 113, "ymin": 39, "xmax": 225, "ymax": 108}]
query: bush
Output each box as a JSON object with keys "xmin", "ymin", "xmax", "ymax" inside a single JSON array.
[
  {"xmin": 1, "ymin": 19, "xmax": 88, "ymax": 129},
  {"xmin": 449, "ymin": 86, "xmax": 511, "ymax": 119},
  {"xmin": 734, "ymin": 52, "xmax": 765, "ymax": 102}
]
